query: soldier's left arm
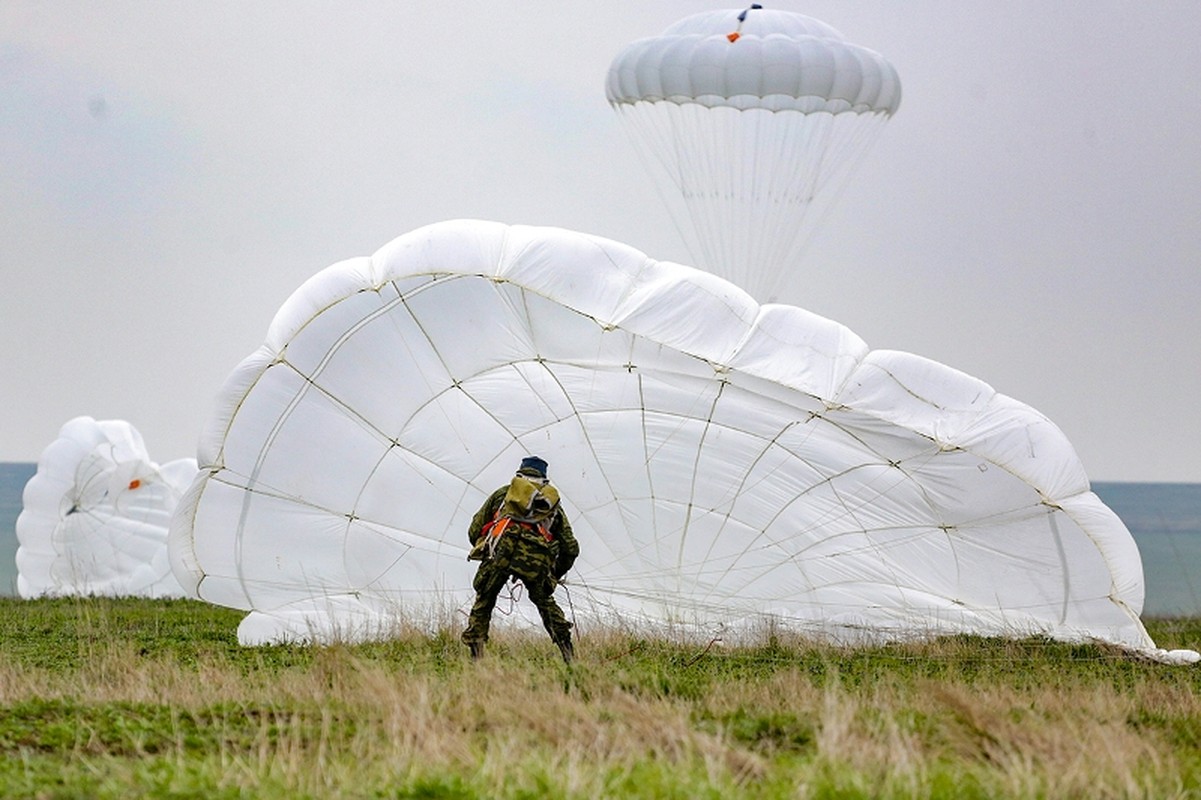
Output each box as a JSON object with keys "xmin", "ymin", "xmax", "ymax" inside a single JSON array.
[{"xmin": 551, "ymin": 510, "xmax": 579, "ymax": 577}]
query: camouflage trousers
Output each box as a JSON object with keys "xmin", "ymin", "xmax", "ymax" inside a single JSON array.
[{"xmin": 461, "ymin": 532, "xmax": 572, "ymax": 646}]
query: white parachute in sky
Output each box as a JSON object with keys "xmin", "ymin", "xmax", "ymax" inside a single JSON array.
[
  {"xmin": 167, "ymin": 220, "xmax": 1196, "ymax": 663},
  {"xmin": 606, "ymin": 6, "xmax": 901, "ymax": 301},
  {"xmin": 16, "ymin": 416, "xmax": 196, "ymax": 598}
]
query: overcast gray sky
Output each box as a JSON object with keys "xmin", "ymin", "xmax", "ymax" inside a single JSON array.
[{"xmin": 2, "ymin": 1, "xmax": 1198, "ymax": 483}]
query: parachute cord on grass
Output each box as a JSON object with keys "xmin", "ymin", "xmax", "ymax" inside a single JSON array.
[
  {"xmin": 682, "ymin": 633, "xmax": 725, "ymax": 667},
  {"xmin": 561, "ymin": 577, "xmax": 577, "ymax": 635},
  {"xmin": 494, "ymin": 578, "xmax": 522, "ymax": 617}
]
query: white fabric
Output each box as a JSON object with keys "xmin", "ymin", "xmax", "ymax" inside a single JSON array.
[
  {"xmin": 166, "ymin": 220, "xmax": 1192, "ymax": 662},
  {"xmin": 17, "ymin": 416, "xmax": 195, "ymax": 598},
  {"xmin": 606, "ymin": 11, "xmax": 900, "ymax": 113},
  {"xmin": 606, "ymin": 7, "xmax": 902, "ymax": 301}
]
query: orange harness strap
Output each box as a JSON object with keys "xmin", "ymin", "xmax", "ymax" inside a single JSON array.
[{"xmin": 482, "ymin": 513, "xmax": 553, "ymax": 544}]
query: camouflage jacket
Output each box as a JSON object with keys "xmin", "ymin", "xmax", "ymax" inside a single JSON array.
[{"xmin": 468, "ymin": 484, "xmax": 579, "ymax": 578}]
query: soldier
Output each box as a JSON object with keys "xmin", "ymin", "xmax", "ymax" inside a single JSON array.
[{"xmin": 461, "ymin": 456, "xmax": 579, "ymax": 663}]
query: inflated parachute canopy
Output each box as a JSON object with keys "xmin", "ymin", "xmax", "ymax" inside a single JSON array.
[
  {"xmin": 17, "ymin": 416, "xmax": 195, "ymax": 598},
  {"xmin": 606, "ymin": 6, "xmax": 902, "ymax": 301},
  {"xmin": 168, "ymin": 220, "xmax": 1196, "ymax": 663}
]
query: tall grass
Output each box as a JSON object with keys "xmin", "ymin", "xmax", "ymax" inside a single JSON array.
[{"xmin": 0, "ymin": 597, "xmax": 1197, "ymax": 799}]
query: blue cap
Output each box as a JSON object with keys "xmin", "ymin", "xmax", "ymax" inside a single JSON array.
[{"xmin": 519, "ymin": 456, "xmax": 548, "ymax": 478}]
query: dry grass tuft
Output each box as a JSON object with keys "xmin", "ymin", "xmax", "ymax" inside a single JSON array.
[{"xmin": 0, "ymin": 598, "xmax": 1198, "ymax": 798}]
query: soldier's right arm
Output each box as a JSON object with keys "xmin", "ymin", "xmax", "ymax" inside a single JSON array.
[{"xmin": 467, "ymin": 487, "xmax": 507, "ymax": 545}]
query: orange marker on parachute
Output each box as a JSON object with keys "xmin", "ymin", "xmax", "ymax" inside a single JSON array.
[{"xmin": 727, "ymin": 3, "xmax": 763, "ymax": 42}]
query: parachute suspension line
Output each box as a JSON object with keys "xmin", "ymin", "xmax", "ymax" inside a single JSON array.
[
  {"xmin": 687, "ymin": 378, "xmax": 739, "ymax": 587},
  {"xmin": 674, "ymin": 106, "xmax": 712, "ymax": 274},
  {"xmin": 561, "ymin": 578, "xmax": 578, "ymax": 637},
  {"xmin": 827, "ymin": 478, "xmax": 921, "ymax": 600},
  {"xmin": 625, "ymin": 101, "xmax": 893, "ymax": 300},
  {"xmin": 697, "ymin": 417, "xmax": 824, "ymax": 599},
  {"xmin": 636, "ymin": 367, "xmax": 671, "ymax": 586},
  {"xmin": 754, "ymin": 108, "xmax": 793, "ymax": 297},
  {"xmin": 776, "ymin": 113, "xmax": 892, "ymax": 286},
  {"xmin": 525, "ymin": 334, "xmax": 633, "ymax": 575},
  {"xmin": 624, "ymin": 103, "xmax": 697, "ymax": 257},
  {"xmin": 759, "ymin": 112, "xmax": 834, "ymax": 298},
  {"xmin": 1047, "ymin": 508, "xmax": 1072, "ymax": 625},
  {"xmin": 495, "ymin": 577, "xmax": 522, "ymax": 618},
  {"xmin": 727, "ymin": 107, "xmax": 759, "ymax": 294},
  {"xmin": 712, "ymin": 107, "xmax": 747, "ymax": 292},
  {"xmin": 682, "ymin": 631, "xmax": 725, "ymax": 667},
  {"xmin": 726, "ymin": 4, "xmax": 763, "ymax": 42}
]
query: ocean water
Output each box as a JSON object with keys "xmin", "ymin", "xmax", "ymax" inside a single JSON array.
[
  {"xmin": 0, "ymin": 463, "xmax": 34, "ymax": 597},
  {"xmin": 1092, "ymin": 481, "xmax": 1201, "ymax": 616},
  {"xmin": 1, "ymin": 463, "xmax": 1198, "ymax": 616}
]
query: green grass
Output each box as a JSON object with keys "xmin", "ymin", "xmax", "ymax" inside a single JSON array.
[{"xmin": 0, "ymin": 597, "xmax": 1198, "ymax": 798}]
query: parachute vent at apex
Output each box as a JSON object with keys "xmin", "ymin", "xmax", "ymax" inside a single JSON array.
[{"xmin": 606, "ymin": 7, "xmax": 901, "ymax": 301}]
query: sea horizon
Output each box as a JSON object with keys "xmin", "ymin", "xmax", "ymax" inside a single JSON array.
[{"xmin": 2, "ymin": 462, "xmax": 1198, "ymax": 616}]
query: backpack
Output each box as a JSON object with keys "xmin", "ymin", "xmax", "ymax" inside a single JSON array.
[{"xmin": 468, "ymin": 475, "xmax": 561, "ymax": 562}]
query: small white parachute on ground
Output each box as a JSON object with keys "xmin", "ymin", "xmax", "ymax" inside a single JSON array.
[
  {"xmin": 607, "ymin": 6, "xmax": 902, "ymax": 301},
  {"xmin": 167, "ymin": 220, "xmax": 1196, "ymax": 664},
  {"xmin": 17, "ymin": 416, "xmax": 196, "ymax": 598}
]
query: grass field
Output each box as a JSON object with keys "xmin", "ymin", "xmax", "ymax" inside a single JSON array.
[{"xmin": 0, "ymin": 598, "xmax": 1198, "ymax": 799}]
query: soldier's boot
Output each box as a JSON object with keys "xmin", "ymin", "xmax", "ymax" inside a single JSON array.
[
  {"xmin": 468, "ymin": 640, "xmax": 485, "ymax": 661},
  {"xmin": 556, "ymin": 637, "xmax": 574, "ymax": 665}
]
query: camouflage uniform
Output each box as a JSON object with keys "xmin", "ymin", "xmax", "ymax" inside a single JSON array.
[{"xmin": 461, "ymin": 481, "xmax": 579, "ymax": 651}]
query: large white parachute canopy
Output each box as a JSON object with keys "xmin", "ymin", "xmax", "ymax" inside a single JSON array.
[
  {"xmin": 17, "ymin": 416, "xmax": 195, "ymax": 598},
  {"xmin": 168, "ymin": 220, "xmax": 1196, "ymax": 663},
  {"xmin": 606, "ymin": 6, "xmax": 901, "ymax": 301}
]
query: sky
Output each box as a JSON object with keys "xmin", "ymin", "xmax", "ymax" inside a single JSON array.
[{"xmin": 1, "ymin": 1, "xmax": 1198, "ymax": 483}]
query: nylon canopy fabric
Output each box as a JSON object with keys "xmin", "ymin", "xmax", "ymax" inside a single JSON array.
[
  {"xmin": 606, "ymin": 10, "xmax": 900, "ymax": 113},
  {"xmin": 606, "ymin": 7, "xmax": 901, "ymax": 301},
  {"xmin": 167, "ymin": 220, "xmax": 1196, "ymax": 663},
  {"xmin": 17, "ymin": 416, "xmax": 195, "ymax": 598}
]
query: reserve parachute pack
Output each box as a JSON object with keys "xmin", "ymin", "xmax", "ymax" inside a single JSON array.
[{"xmin": 468, "ymin": 475, "xmax": 561, "ymax": 561}]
